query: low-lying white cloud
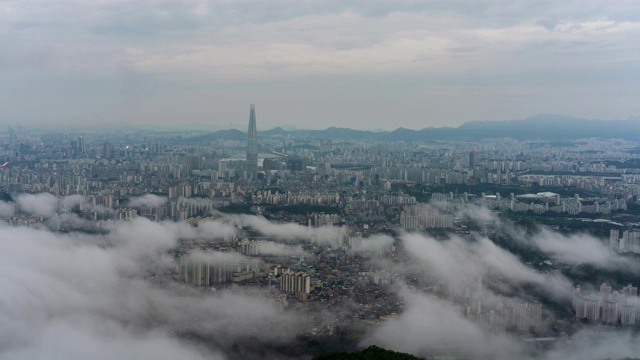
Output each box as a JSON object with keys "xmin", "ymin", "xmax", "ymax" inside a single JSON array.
[
  {"xmin": 349, "ymin": 234, "xmax": 394, "ymax": 254},
  {"xmin": 0, "ymin": 219, "xmax": 300, "ymax": 359},
  {"xmin": 127, "ymin": 194, "xmax": 167, "ymax": 208},
  {"xmin": 401, "ymin": 231, "xmax": 571, "ymax": 300},
  {"xmin": 531, "ymin": 228, "xmax": 636, "ymax": 271},
  {"xmin": 234, "ymin": 214, "xmax": 340, "ymax": 246},
  {"xmin": 363, "ymin": 287, "xmax": 524, "ymax": 360},
  {"xmin": 256, "ymin": 241, "xmax": 308, "ymax": 257},
  {"xmin": 15, "ymin": 193, "xmax": 59, "ymax": 217}
]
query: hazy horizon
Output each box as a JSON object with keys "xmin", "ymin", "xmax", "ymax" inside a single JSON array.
[
  {"xmin": 3, "ymin": 112, "xmax": 639, "ymax": 134},
  {"xmin": 2, "ymin": 0, "xmax": 640, "ymax": 130}
]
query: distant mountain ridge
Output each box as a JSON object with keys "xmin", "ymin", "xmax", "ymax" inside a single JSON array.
[{"xmin": 185, "ymin": 115, "xmax": 640, "ymax": 142}]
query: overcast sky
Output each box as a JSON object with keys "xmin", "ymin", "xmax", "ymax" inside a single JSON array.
[{"xmin": 1, "ymin": 0, "xmax": 639, "ymax": 130}]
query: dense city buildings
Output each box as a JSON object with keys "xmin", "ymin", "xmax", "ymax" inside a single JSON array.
[
  {"xmin": 610, "ymin": 229, "xmax": 640, "ymax": 254},
  {"xmin": 572, "ymin": 283, "xmax": 638, "ymax": 325},
  {"xmin": 400, "ymin": 203, "xmax": 453, "ymax": 230},
  {"xmin": 3, "ymin": 117, "xmax": 640, "ymax": 359}
]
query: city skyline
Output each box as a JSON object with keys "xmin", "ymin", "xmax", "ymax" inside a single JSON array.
[
  {"xmin": 1, "ymin": 122, "xmax": 640, "ymax": 359},
  {"xmin": 3, "ymin": 1, "xmax": 640, "ymax": 359},
  {"xmin": 2, "ymin": 1, "xmax": 639, "ymax": 130}
]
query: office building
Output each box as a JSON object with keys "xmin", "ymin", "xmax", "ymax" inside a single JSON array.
[
  {"xmin": 469, "ymin": 149, "xmax": 476, "ymax": 169},
  {"xmin": 246, "ymin": 104, "xmax": 258, "ymax": 179}
]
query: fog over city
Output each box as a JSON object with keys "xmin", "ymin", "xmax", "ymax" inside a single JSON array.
[{"xmin": 1, "ymin": 196, "xmax": 640, "ymax": 359}]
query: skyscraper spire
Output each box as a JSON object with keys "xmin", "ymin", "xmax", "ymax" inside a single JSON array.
[{"xmin": 246, "ymin": 104, "xmax": 258, "ymax": 179}]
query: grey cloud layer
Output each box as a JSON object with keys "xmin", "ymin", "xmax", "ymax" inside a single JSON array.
[{"xmin": 2, "ymin": 1, "xmax": 639, "ymax": 129}]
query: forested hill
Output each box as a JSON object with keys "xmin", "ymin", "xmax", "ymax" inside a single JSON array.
[
  {"xmin": 186, "ymin": 115, "xmax": 640, "ymax": 142},
  {"xmin": 313, "ymin": 346, "xmax": 423, "ymax": 360}
]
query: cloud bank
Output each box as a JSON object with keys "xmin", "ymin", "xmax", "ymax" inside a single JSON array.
[
  {"xmin": 4, "ymin": 1, "xmax": 640, "ymax": 129},
  {"xmin": 0, "ymin": 218, "xmax": 300, "ymax": 360}
]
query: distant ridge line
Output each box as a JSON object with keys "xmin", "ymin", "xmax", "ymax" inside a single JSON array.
[{"xmin": 187, "ymin": 115, "xmax": 640, "ymax": 142}]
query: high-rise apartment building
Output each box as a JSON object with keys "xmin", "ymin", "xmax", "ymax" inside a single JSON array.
[
  {"xmin": 573, "ymin": 283, "xmax": 638, "ymax": 325},
  {"xmin": 280, "ymin": 269, "xmax": 311, "ymax": 296},
  {"xmin": 469, "ymin": 149, "xmax": 476, "ymax": 169},
  {"xmin": 78, "ymin": 136, "xmax": 86, "ymax": 154}
]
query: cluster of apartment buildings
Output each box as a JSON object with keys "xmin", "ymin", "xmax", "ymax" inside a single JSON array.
[
  {"xmin": 399, "ymin": 203, "xmax": 454, "ymax": 230},
  {"xmin": 572, "ymin": 283, "xmax": 638, "ymax": 325},
  {"xmin": 180, "ymin": 251, "xmax": 260, "ymax": 287},
  {"xmin": 609, "ymin": 230, "xmax": 640, "ymax": 254},
  {"xmin": 463, "ymin": 300, "xmax": 543, "ymax": 333},
  {"xmin": 430, "ymin": 191, "xmax": 627, "ymax": 216},
  {"xmin": 251, "ymin": 190, "xmax": 341, "ymax": 206},
  {"xmin": 280, "ymin": 269, "xmax": 312, "ymax": 300}
]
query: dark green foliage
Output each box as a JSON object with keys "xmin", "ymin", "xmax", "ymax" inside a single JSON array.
[
  {"xmin": 313, "ymin": 345, "xmax": 423, "ymax": 360},
  {"xmin": 264, "ymin": 204, "xmax": 342, "ymax": 215},
  {"xmin": 625, "ymin": 202, "xmax": 640, "ymax": 215},
  {"xmin": 605, "ymin": 159, "xmax": 640, "ymax": 169},
  {"xmin": 0, "ymin": 192, "xmax": 13, "ymax": 202},
  {"xmin": 217, "ymin": 204, "xmax": 253, "ymax": 214},
  {"xmin": 563, "ymin": 259, "xmax": 640, "ymax": 289}
]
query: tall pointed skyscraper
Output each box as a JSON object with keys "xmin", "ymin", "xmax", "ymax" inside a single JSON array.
[{"xmin": 246, "ymin": 104, "xmax": 258, "ymax": 179}]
